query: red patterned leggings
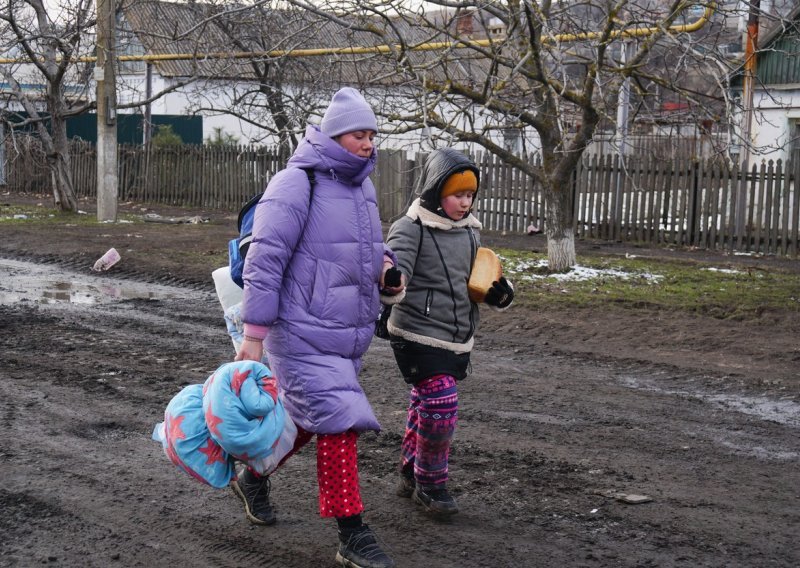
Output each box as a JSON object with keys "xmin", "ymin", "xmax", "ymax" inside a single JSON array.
[
  {"xmin": 276, "ymin": 426, "xmax": 364, "ymax": 518},
  {"xmin": 400, "ymin": 374, "xmax": 459, "ymax": 486}
]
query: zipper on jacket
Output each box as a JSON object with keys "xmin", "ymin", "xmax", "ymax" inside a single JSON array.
[
  {"xmin": 466, "ymin": 228, "xmax": 478, "ymax": 339},
  {"xmin": 428, "ymin": 230, "xmax": 460, "ymax": 342},
  {"xmin": 425, "ymin": 290, "xmax": 433, "ymax": 317}
]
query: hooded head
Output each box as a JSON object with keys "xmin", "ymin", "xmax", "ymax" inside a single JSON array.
[
  {"xmin": 320, "ymin": 88, "xmax": 378, "ymax": 138},
  {"xmin": 417, "ymin": 148, "xmax": 480, "ymax": 214}
]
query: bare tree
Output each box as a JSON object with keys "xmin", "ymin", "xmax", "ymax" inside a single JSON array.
[
  {"xmin": 0, "ymin": 0, "xmax": 200, "ymax": 212},
  {"xmin": 180, "ymin": 3, "xmax": 335, "ymax": 154},
  {"xmin": 122, "ymin": 1, "xmax": 386, "ymax": 154},
  {"xmin": 284, "ymin": 0, "xmax": 744, "ymax": 270},
  {"xmin": 0, "ymin": 0, "xmax": 97, "ymax": 211}
]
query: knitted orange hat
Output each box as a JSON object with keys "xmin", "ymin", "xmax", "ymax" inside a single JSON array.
[{"xmin": 440, "ymin": 169, "xmax": 478, "ymax": 199}]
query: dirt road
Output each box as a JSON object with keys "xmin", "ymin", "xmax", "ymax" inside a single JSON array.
[{"xmin": 0, "ymin": 197, "xmax": 798, "ymax": 567}]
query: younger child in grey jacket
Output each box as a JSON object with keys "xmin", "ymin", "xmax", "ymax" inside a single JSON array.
[{"xmin": 385, "ymin": 147, "xmax": 514, "ymax": 517}]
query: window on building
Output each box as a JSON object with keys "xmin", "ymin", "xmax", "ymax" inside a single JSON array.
[{"xmin": 790, "ymin": 120, "xmax": 800, "ymax": 163}]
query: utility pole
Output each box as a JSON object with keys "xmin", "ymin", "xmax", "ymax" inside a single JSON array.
[
  {"xmin": 96, "ymin": 0, "xmax": 118, "ymax": 222},
  {"xmin": 741, "ymin": 0, "xmax": 761, "ymax": 169},
  {"xmin": 613, "ymin": 41, "xmax": 633, "ymax": 238},
  {"xmin": 738, "ymin": 0, "xmax": 760, "ymax": 235},
  {"xmin": 615, "ymin": 41, "xmax": 633, "ymax": 158},
  {"xmin": 0, "ymin": 123, "xmax": 5, "ymax": 186},
  {"xmin": 144, "ymin": 63, "xmax": 152, "ymax": 145}
]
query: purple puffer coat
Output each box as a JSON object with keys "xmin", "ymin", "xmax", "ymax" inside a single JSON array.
[{"xmin": 241, "ymin": 125, "xmax": 393, "ymax": 434}]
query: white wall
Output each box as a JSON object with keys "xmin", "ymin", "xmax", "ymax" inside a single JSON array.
[
  {"xmin": 115, "ymin": 70, "xmax": 544, "ymax": 153},
  {"xmin": 116, "ymin": 73, "xmax": 274, "ymax": 144},
  {"xmin": 747, "ymin": 86, "xmax": 800, "ymax": 165}
]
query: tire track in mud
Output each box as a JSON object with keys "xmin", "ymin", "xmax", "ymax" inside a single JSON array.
[{"xmin": 188, "ymin": 522, "xmax": 323, "ymax": 568}]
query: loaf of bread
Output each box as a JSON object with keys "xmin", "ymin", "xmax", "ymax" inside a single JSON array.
[{"xmin": 468, "ymin": 247, "xmax": 502, "ymax": 303}]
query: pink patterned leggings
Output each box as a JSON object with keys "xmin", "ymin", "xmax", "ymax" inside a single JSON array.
[{"xmin": 399, "ymin": 374, "xmax": 459, "ymax": 486}]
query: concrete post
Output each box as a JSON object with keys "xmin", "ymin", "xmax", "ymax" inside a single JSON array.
[{"xmin": 96, "ymin": 0, "xmax": 118, "ymax": 222}]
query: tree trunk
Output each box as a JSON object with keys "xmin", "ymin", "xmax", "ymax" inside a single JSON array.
[
  {"xmin": 41, "ymin": 108, "xmax": 78, "ymax": 212},
  {"xmin": 49, "ymin": 149, "xmax": 78, "ymax": 212},
  {"xmin": 546, "ymin": 227, "xmax": 577, "ymax": 272},
  {"xmin": 544, "ymin": 178, "xmax": 577, "ymax": 271}
]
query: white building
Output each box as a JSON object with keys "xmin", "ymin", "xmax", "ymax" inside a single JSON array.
[
  {"xmin": 116, "ymin": 2, "xmax": 535, "ymax": 152},
  {"xmin": 730, "ymin": 2, "xmax": 800, "ymax": 166}
]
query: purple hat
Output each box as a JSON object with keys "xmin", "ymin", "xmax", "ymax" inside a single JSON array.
[{"xmin": 320, "ymin": 88, "xmax": 378, "ymax": 138}]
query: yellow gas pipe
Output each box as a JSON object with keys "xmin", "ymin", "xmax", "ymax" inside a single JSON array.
[{"xmin": 0, "ymin": 4, "xmax": 714, "ymax": 65}]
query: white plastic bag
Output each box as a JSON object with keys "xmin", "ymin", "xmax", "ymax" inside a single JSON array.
[
  {"xmin": 245, "ymin": 409, "xmax": 298, "ymax": 475},
  {"xmin": 212, "ymin": 266, "xmax": 243, "ymax": 311}
]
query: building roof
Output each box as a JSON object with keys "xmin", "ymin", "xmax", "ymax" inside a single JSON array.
[
  {"xmin": 729, "ymin": 2, "xmax": 800, "ymax": 88},
  {"xmin": 758, "ymin": 2, "xmax": 800, "ymax": 47},
  {"xmin": 120, "ymin": 1, "xmax": 490, "ymax": 88},
  {"xmin": 120, "ymin": 1, "xmax": 726, "ymax": 128}
]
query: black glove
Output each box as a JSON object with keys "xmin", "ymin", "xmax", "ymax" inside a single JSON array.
[
  {"xmin": 484, "ymin": 277, "xmax": 514, "ymax": 308},
  {"xmin": 384, "ymin": 266, "xmax": 402, "ymax": 288}
]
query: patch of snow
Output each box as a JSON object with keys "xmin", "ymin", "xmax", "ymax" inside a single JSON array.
[{"xmin": 501, "ymin": 257, "xmax": 663, "ymax": 283}]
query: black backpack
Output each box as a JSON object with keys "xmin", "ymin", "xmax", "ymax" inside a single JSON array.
[{"xmin": 228, "ymin": 168, "xmax": 316, "ymax": 288}]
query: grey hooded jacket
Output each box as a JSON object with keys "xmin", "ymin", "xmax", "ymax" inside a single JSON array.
[{"xmin": 386, "ymin": 148, "xmax": 482, "ymax": 357}]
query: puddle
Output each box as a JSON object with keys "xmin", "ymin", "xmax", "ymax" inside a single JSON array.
[
  {"xmin": 620, "ymin": 375, "xmax": 800, "ymax": 427},
  {"xmin": 0, "ymin": 258, "xmax": 195, "ymax": 306}
]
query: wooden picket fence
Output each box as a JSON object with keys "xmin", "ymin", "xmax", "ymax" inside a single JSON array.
[
  {"xmin": 3, "ymin": 139, "xmax": 799, "ymax": 258},
  {"xmin": 570, "ymin": 154, "xmax": 799, "ymax": 257},
  {"xmin": 375, "ymin": 150, "xmax": 800, "ymax": 258}
]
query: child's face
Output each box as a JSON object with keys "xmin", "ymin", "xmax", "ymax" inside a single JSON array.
[
  {"xmin": 441, "ymin": 191, "xmax": 475, "ymax": 220},
  {"xmin": 335, "ymin": 130, "xmax": 376, "ymax": 158}
]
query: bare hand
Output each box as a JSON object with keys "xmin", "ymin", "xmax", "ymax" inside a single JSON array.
[{"xmin": 235, "ymin": 337, "xmax": 263, "ymax": 361}]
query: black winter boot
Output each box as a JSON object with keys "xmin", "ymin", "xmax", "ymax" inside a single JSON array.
[
  {"xmin": 230, "ymin": 468, "xmax": 276, "ymax": 525},
  {"xmin": 335, "ymin": 524, "xmax": 395, "ymax": 568},
  {"xmin": 413, "ymin": 483, "xmax": 459, "ymax": 517}
]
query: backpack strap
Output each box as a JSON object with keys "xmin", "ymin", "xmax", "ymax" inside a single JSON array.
[
  {"xmin": 467, "ymin": 227, "xmax": 477, "ymax": 274},
  {"xmin": 285, "ymin": 167, "xmax": 317, "ymax": 259},
  {"xmin": 303, "ymin": 168, "xmax": 316, "ymax": 198},
  {"xmin": 240, "ymin": 167, "xmax": 315, "ymax": 229},
  {"xmin": 297, "ymin": 166, "xmax": 316, "ymax": 230},
  {"xmin": 231, "ymin": 167, "xmax": 317, "ymax": 288},
  {"xmin": 414, "ymin": 216, "xmax": 424, "ymax": 258}
]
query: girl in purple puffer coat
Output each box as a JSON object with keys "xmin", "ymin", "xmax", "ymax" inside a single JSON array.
[{"xmin": 232, "ymin": 88, "xmax": 404, "ymax": 568}]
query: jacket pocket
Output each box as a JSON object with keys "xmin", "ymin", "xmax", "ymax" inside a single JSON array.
[{"xmin": 309, "ymin": 260, "xmax": 330, "ymax": 317}]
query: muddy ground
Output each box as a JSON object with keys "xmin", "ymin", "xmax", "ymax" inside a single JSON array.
[{"xmin": 0, "ymin": 194, "xmax": 798, "ymax": 568}]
